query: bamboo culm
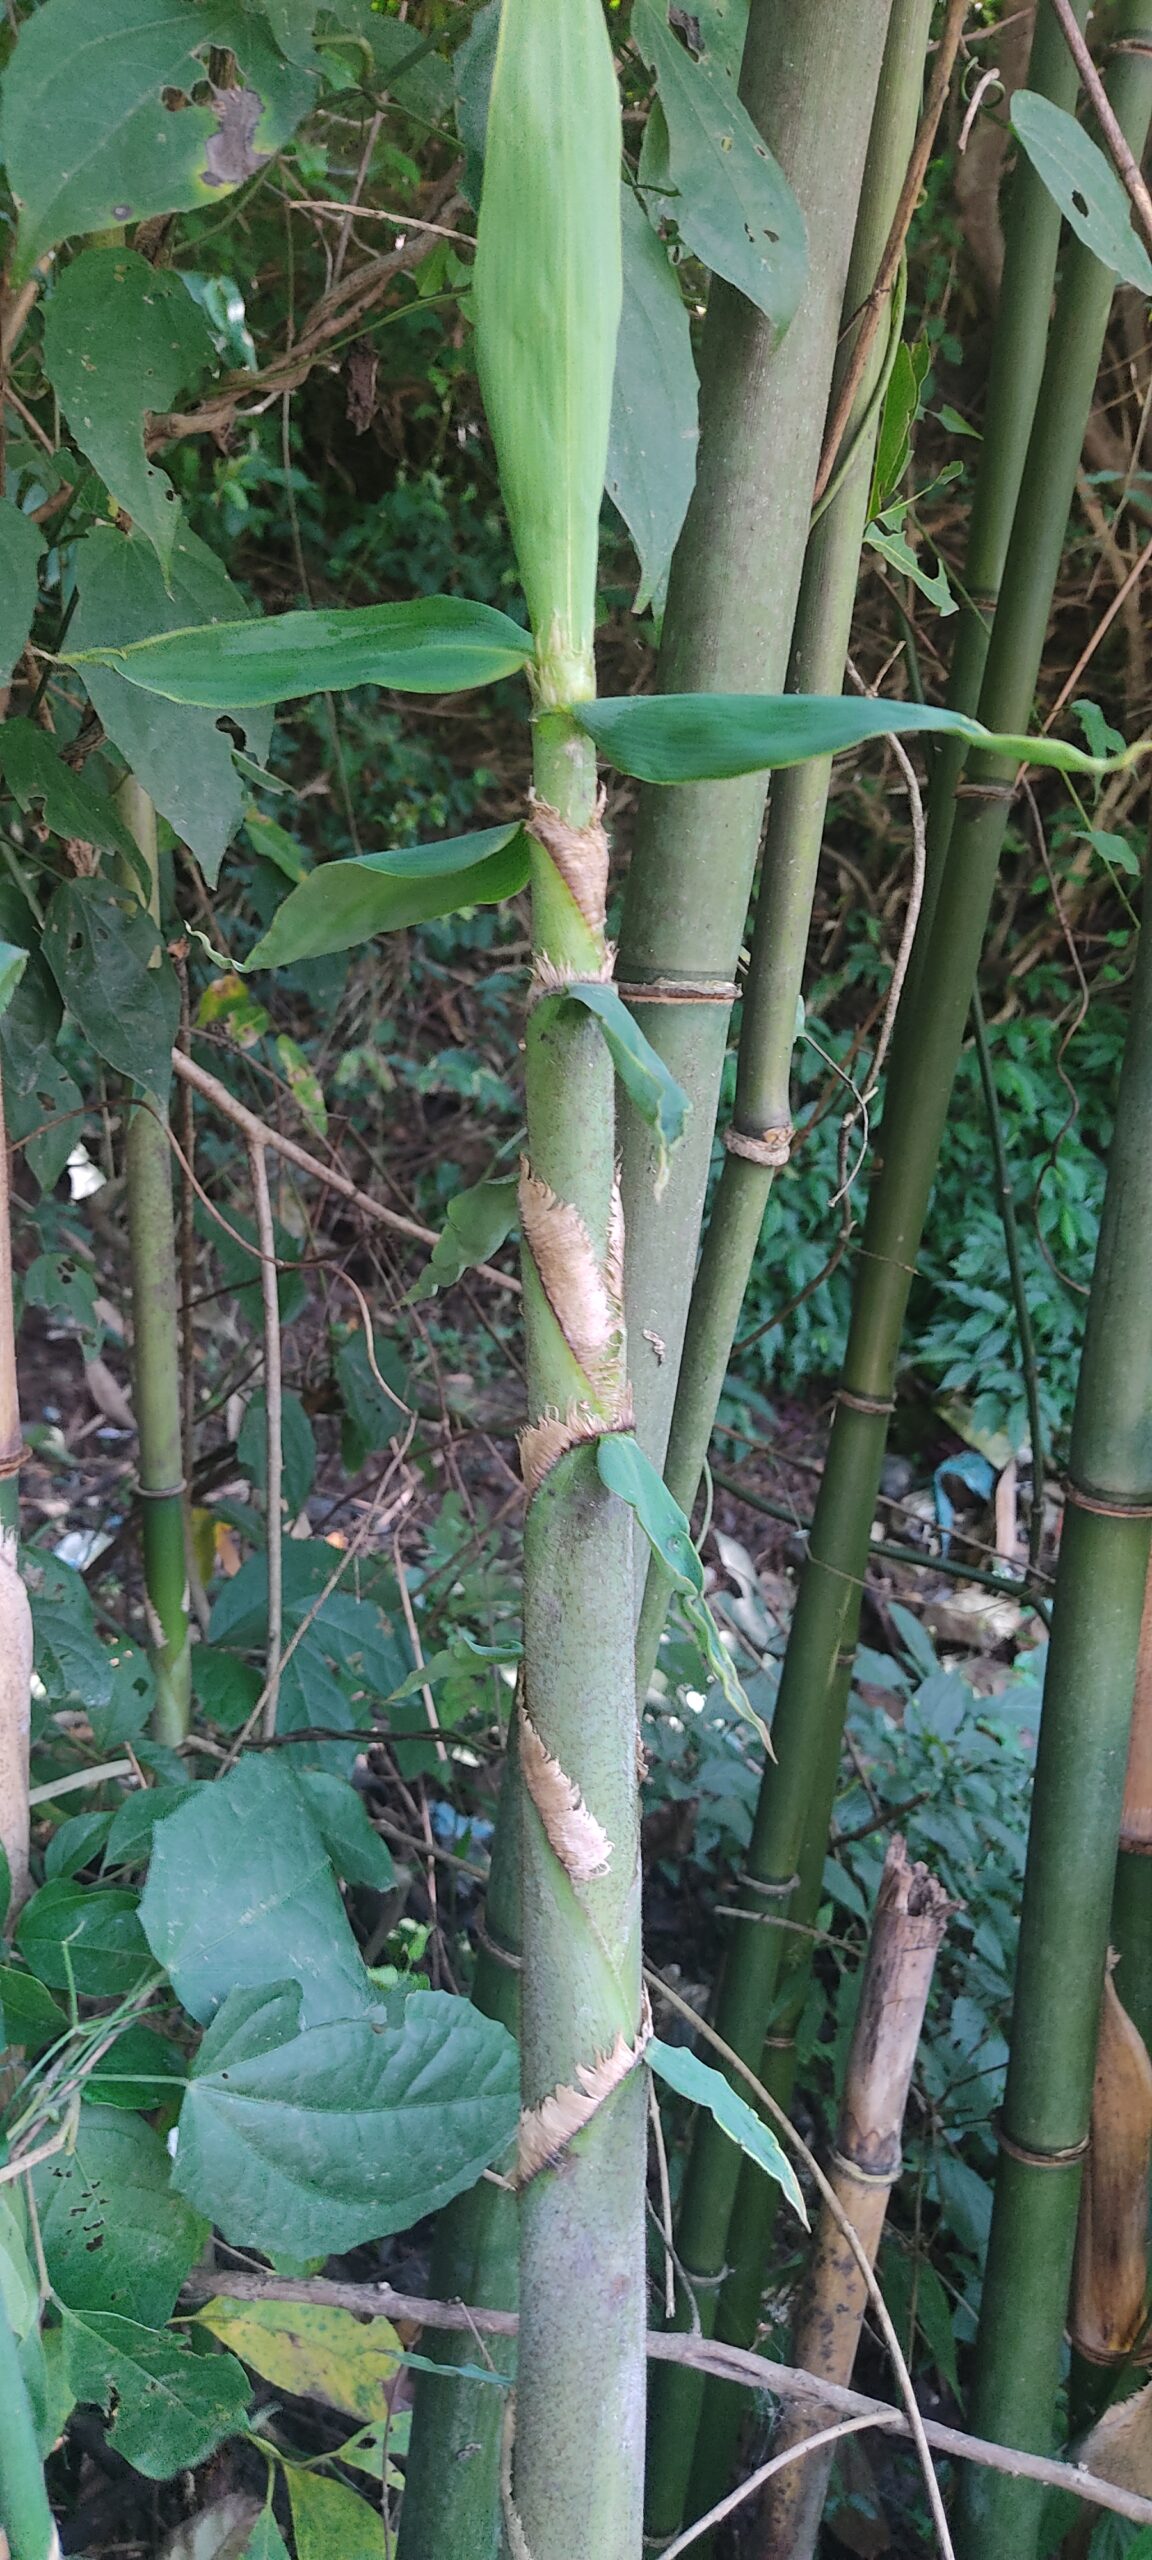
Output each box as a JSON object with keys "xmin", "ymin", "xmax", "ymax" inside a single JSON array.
[
  {"xmin": 650, "ymin": 12, "xmax": 1152, "ymax": 2534},
  {"xmin": 117, "ymin": 777, "xmax": 192, "ymax": 1745},
  {"xmin": 0, "ymin": 1063, "xmax": 32, "ymax": 1924}
]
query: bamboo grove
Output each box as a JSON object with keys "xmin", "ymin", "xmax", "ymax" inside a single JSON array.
[{"xmin": 0, "ymin": 2, "xmax": 1150, "ymax": 2557}]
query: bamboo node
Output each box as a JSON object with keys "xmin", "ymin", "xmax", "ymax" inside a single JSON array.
[
  {"xmin": 614, "ymin": 976, "xmax": 738, "ymax": 1005},
  {"xmin": 724, "ymin": 1123, "xmax": 792, "ymax": 1168},
  {"xmin": 136, "ymin": 1476, "xmax": 188, "ymax": 1502},
  {"xmin": 836, "ymin": 1387, "xmax": 896, "ymax": 1418},
  {"xmin": 993, "ymin": 2114, "xmax": 1089, "ymax": 2168},
  {"xmin": 829, "ymin": 2141, "xmax": 901, "ymax": 2190},
  {"xmin": 736, "ymin": 1868, "xmax": 800, "ymax": 1899},
  {"xmin": 528, "ymin": 952, "xmax": 616, "ymax": 1004},
  {"xmin": 527, "ymin": 790, "xmax": 609, "ymax": 934},
  {"xmin": 1066, "ymin": 1483, "xmax": 1152, "ymax": 1520},
  {"xmin": 955, "ymin": 779, "xmax": 1016, "ymax": 805},
  {"xmin": 0, "ymin": 1440, "xmax": 29, "ymax": 1479}
]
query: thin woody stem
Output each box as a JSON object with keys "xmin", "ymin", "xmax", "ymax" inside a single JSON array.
[{"xmin": 248, "ymin": 1138, "xmax": 283, "ymax": 1741}]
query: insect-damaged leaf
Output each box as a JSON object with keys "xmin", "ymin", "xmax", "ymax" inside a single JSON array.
[
  {"xmin": 42, "ymin": 251, "xmax": 216, "ymax": 576},
  {"xmin": 65, "ymin": 595, "xmax": 534, "ymax": 708},
  {"xmin": 0, "ymin": 720, "xmax": 137, "ymax": 862},
  {"xmin": 1011, "ymin": 90, "xmax": 1152, "ymax": 294},
  {"xmin": 576, "ymin": 690, "xmax": 1143, "ymax": 785},
  {"xmin": 247, "ymin": 825, "xmax": 530, "ymax": 967},
  {"xmin": 60, "ymin": 2306, "xmax": 250, "ymax": 2479},
  {"xmin": 1, "ymin": 0, "xmax": 318, "ymax": 280},
  {"xmin": 633, "ymin": 0, "xmax": 806, "ymax": 333},
  {"xmin": 42, "ymin": 878, "xmax": 180, "ymax": 1095},
  {"xmin": 33, "ymin": 2105, "xmax": 207, "ymax": 2326}
]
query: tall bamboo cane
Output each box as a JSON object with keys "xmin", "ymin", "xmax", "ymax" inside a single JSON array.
[
  {"xmin": 955, "ymin": 884, "xmax": 1152, "ymax": 2560},
  {"xmin": 617, "ymin": 0, "xmax": 894, "ymax": 1494},
  {"xmin": 645, "ymin": 14, "xmax": 1152, "ymax": 2535},
  {"xmin": 117, "ymin": 777, "xmax": 191, "ymax": 1744},
  {"xmin": 0, "ymin": 1064, "xmax": 32, "ymax": 1924}
]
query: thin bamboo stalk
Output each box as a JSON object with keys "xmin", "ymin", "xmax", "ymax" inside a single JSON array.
[
  {"xmin": 617, "ymin": 0, "xmax": 894, "ymax": 1498},
  {"xmin": 650, "ymin": 16, "xmax": 1152, "ymax": 2535},
  {"xmin": 757, "ymin": 1839, "xmax": 951, "ymax": 2560},
  {"xmin": 956, "ymin": 866, "xmax": 1152, "ymax": 2559},
  {"xmin": 117, "ymin": 778, "xmax": 191, "ymax": 1745},
  {"xmin": 0, "ymin": 2289, "xmax": 57, "ymax": 2560},
  {"xmin": 0, "ymin": 1065, "xmax": 32, "ymax": 1924}
]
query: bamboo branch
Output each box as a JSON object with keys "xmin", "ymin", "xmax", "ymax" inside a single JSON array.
[{"xmin": 1049, "ymin": 0, "xmax": 1152, "ymax": 255}]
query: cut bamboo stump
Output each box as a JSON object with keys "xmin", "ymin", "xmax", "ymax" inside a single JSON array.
[{"xmin": 756, "ymin": 1837, "xmax": 951, "ymax": 2560}]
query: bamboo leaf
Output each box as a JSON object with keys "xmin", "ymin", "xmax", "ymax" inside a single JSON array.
[
  {"xmin": 247, "ymin": 825, "xmax": 529, "ymax": 967},
  {"xmin": 60, "ymin": 2306, "xmax": 250, "ymax": 2479},
  {"xmin": 648, "ymin": 2039, "xmax": 807, "ymax": 2222},
  {"xmin": 632, "ymin": 0, "xmax": 807, "ymax": 332},
  {"xmin": 1010, "ymin": 90, "xmax": 1152, "ymax": 292},
  {"xmin": 553, "ymin": 981, "xmax": 688, "ymax": 1193},
  {"xmin": 473, "ymin": 0, "xmax": 622, "ymax": 699},
  {"xmin": 0, "ymin": 501, "xmax": 44, "ymax": 686},
  {"xmin": 409, "ymin": 1176, "xmax": 520, "ymax": 1302},
  {"xmin": 596, "ymin": 1434, "xmax": 769, "ymax": 1744},
  {"xmin": 65, "ymin": 594, "xmax": 533, "ymax": 708},
  {"xmin": 41, "ymin": 250, "xmax": 216, "ymax": 575},
  {"xmin": 576, "ymin": 690, "xmax": 1142, "ymax": 783},
  {"xmin": 0, "ymin": 0, "xmax": 318, "ymax": 279},
  {"xmin": 608, "ymin": 187, "xmax": 699, "ymax": 618}
]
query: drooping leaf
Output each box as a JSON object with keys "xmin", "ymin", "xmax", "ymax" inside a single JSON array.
[
  {"xmin": 1, "ymin": 0, "xmax": 318, "ymax": 279},
  {"xmin": 70, "ymin": 524, "xmax": 273, "ymax": 881},
  {"xmin": 61, "ymin": 2305, "xmax": 250, "ymax": 2478},
  {"xmin": 632, "ymin": 0, "xmax": 806, "ymax": 333},
  {"xmin": 33, "ymin": 2106, "xmax": 207, "ymax": 2324},
  {"xmin": 864, "ymin": 519, "xmax": 956, "ymax": 616},
  {"xmin": 554, "ymin": 981, "xmax": 688, "ymax": 1193},
  {"xmin": 409, "ymin": 1176, "xmax": 519, "ymax": 1302},
  {"xmin": 596, "ymin": 1433, "xmax": 768, "ymax": 1742},
  {"xmin": 194, "ymin": 2295, "xmax": 402, "ymax": 2420},
  {"xmin": 15, "ymin": 1881, "xmax": 154, "ymax": 1998},
  {"xmin": 247, "ymin": 825, "xmax": 529, "ymax": 968},
  {"xmin": 473, "ymin": 0, "xmax": 621, "ymax": 692},
  {"xmin": 0, "ymin": 719, "xmax": 137, "ymax": 861},
  {"xmin": 42, "ymin": 250, "xmax": 216, "ymax": 574},
  {"xmin": 172, "ymin": 1982, "xmax": 520, "ymax": 2255},
  {"xmin": 1011, "ymin": 90, "xmax": 1152, "ymax": 293},
  {"xmin": 0, "ymin": 501, "xmax": 45, "ymax": 684},
  {"xmin": 576, "ymin": 690, "xmax": 1141, "ymax": 784},
  {"xmin": 286, "ymin": 2469, "xmax": 386, "ymax": 2560},
  {"xmin": 41, "ymin": 877, "xmax": 180, "ymax": 1093},
  {"xmin": 869, "ymin": 338, "xmax": 929, "ymax": 518},
  {"xmin": 607, "ymin": 186, "xmax": 699, "ymax": 618},
  {"xmin": 139, "ymin": 1755, "xmax": 373, "ymax": 2027},
  {"xmin": 65, "ymin": 595, "xmax": 533, "ymax": 708},
  {"xmin": 649, "ymin": 2037, "xmax": 807, "ymax": 2220}
]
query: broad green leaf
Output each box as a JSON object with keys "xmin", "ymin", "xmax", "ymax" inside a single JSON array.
[
  {"xmin": 1084, "ymin": 826, "xmax": 1142, "ymax": 877},
  {"xmin": 86, "ymin": 2021, "xmax": 188, "ymax": 2111},
  {"xmin": 0, "ymin": 1964, "xmax": 67, "ymax": 2058},
  {"xmin": 194, "ymin": 2296, "xmax": 402, "ymax": 2420},
  {"xmin": 473, "ymin": 0, "xmax": 621, "ymax": 696},
  {"xmin": 42, "ymin": 878, "xmax": 180, "ymax": 1094},
  {"xmin": 173, "ymin": 1984, "xmax": 520, "ymax": 2255},
  {"xmin": 15, "ymin": 1880, "xmax": 154, "ymax": 1998},
  {"xmin": 33, "ymin": 2105, "xmax": 207, "ymax": 2324},
  {"xmin": 61, "ymin": 2305, "xmax": 250, "ymax": 2478},
  {"xmin": 286, "ymin": 2469, "xmax": 385, "ymax": 2560},
  {"xmin": 632, "ymin": 0, "xmax": 806, "ymax": 332},
  {"xmin": 409, "ymin": 1176, "xmax": 519, "ymax": 1302},
  {"xmin": 70, "ymin": 524, "xmax": 273, "ymax": 882},
  {"xmin": 596, "ymin": 1433, "xmax": 768, "ymax": 1743},
  {"xmin": 1011, "ymin": 90, "xmax": 1152, "ymax": 292},
  {"xmin": 237, "ymin": 1386, "xmax": 316, "ymax": 1516},
  {"xmin": 42, "ymin": 250, "xmax": 215, "ymax": 574},
  {"xmin": 44, "ymin": 1810, "xmax": 115, "ymax": 1881},
  {"xmin": 649, "ymin": 2037, "xmax": 807, "ymax": 2221},
  {"xmin": 0, "ymin": 719, "xmax": 136, "ymax": 861},
  {"xmin": 555, "ymin": 981, "xmax": 687, "ymax": 1194},
  {"xmin": 869, "ymin": 338, "xmax": 930, "ymax": 518},
  {"xmin": 576, "ymin": 690, "xmax": 1142, "ymax": 784},
  {"xmin": 247, "ymin": 825, "xmax": 529, "ymax": 968},
  {"xmin": 293, "ymin": 1773, "xmax": 394, "ymax": 1891},
  {"xmin": 1, "ymin": 0, "xmax": 318, "ymax": 279},
  {"xmin": 104, "ymin": 1783, "xmax": 199, "ymax": 1870},
  {"xmin": 139, "ymin": 1755, "xmax": 373, "ymax": 2027},
  {"xmin": 0, "ymin": 2193, "xmax": 38, "ymax": 2344},
  {"xmin": 0, "ymin": 501, "xmax": 44, "ymax": 684},
  {"xmin": 240, "ymin": 2516, "xmax": 291, "ymax": 2560},
  {"xmin": 65, "ymin": 595, "xmax": 533, "ymax": 708},
  {"xmin": 31, "ymin": 1561, "xmax": 114, "ymax": 1710},
  {"xmin": 608, "ymin": 185, "xmax": 698, "ymax": 619},
  {"xmin": 0, "ymin": 943, "xmax": 28, "ymax": 1027}
]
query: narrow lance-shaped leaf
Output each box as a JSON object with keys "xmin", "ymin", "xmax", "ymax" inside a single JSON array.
[
  {"xmin": 1011, "ymin": 90, "xmax": 1152, "ymax": 293},
  {"xmin": 547, "ymin": 980, "xmax": 688, "ymax": 1195},
  {"xmin": 649, "ymin": 2039, "xmax": 808, "ymax": 2222},
  {"xmin": 608, "ymin": 186, "xmax": 699, "ymax": 618},
  {"xmin": 575, "ymin": 690, "xmax": 1147, "ymax": 784},
  {"xmin": 473, "ymin": 0, "xmax": 622, "ymax": 700},
  {"xmin": 0, "ymin": 503, "xmax": 44, "ymax": 686},
  {"xmin": 596, "ymin": 1433, "xmax": 769, "ymax": 1746},
  {"xmin": 65, "ymin": 594, "xmax": 533, "ymax": 708},
  {"xmin": 247, "ymin": 826, "xmax": 530, "ymax": 968}
]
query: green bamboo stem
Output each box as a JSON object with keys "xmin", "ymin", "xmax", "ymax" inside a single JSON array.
[
  {"xmin": 0, "ymin": 2290, "xmax": 57, "ymax": 2560},
  {"xmin": 971, "ymin": 988, "xmax": 1046, "ymax": 1563},
  {"xmin": 955, "ymin": 900, "xmax": 1152, "ymax": 2560},
  {"xmin": 1110, "ymin": 1553, "xmax": 1152, "ymax": 2057},
  {"xmin": 117, "ymin": 777, "xmax": 191, "ymax": 1745},
  {"xmin": 645, "ymin": 19, "xmax": 1152, "ymax": 2534},
  {"xmin": 0, "ymin": 1064, "xmax": 32, "ymax": 1925},
  {"xmin": 634, "ymin": 0, "xmax": 933, "ymax": 1695},
  {"xmin": 510, "ymin": 711, "xmax": 645, "ymax": 2560},
  {"xmin": 618, "ymin": 0, "xmax": 895, "ymax": 1499}
]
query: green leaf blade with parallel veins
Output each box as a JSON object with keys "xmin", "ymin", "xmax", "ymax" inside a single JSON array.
[
  {"xmin": 558, "ymin": 980, "xmax": 688, "ymax": 1193},
  {"xmin": 608, "ymin": 187, "xmax": 699, "ymax": 618},
  {"xmin": 247, "ymin": 825, "xmax": 530, "ymax": 967},
  {"xmin": 65, "ymin": 595, "xmax": 533, "ymax": 709},
  {"xmin": 42, "ymin": 250, "xmax": 216, "ymax": 575},
  {"xmin": 576, "ymin": 690, "xmax": 1141, "ymax": 783},
  {"xmin": 648, "ymin": 2038, "xmax": 807, "ymax": 2223}
]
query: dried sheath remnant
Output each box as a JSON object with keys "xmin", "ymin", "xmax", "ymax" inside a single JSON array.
[
  {"xmin": 517, "ymin": 1995, "xmax": 653, "ymax": 2186},
  {"xmin": 527, "ymin": 792, "xmax": 609, "ymax": 934},
  {"xmin": 518, "ymin": 1168, "xmax": 622, "ymax": 1395},
  {"xmin": 1071, "ymin": 1958, "xmax": 1152, "ymax": 2365},
  {"xmin": 518, "ymin": 1400, "xmax": 605, "ymax": 1493},
  {"xmin": 519, "ymin": 1709, "xmax": 611, "ymax": 1882}
]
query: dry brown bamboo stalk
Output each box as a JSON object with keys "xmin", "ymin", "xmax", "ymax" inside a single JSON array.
[
  {"xmin": 756, "ymin": 1837, "xmax": 951, "ymax": 2560},
  {"xmin": 1070, "ymin": 1959, "xmax": 1152, "ymax": 2365}
]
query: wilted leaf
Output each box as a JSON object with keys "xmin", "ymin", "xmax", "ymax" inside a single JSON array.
[
  {"xmin": 286, "ymin": 2469, "xmax": 385, "ymax": 2560},
  {"xmin": 194, "ymin": 2294, "xmax": 402, "ymax": 2419},
  {"xmin": 42, "ymin": 250, "xmax": 215, "ymax": 574}
]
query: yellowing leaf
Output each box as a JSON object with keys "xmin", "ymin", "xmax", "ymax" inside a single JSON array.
[
  {"xmin": 193, "ymin": 2296, "xmax": 402, "ymax": 2422},
  {"xmin": 285, "ymin": 2467, "xmax": 386, "ymax": 2560}
]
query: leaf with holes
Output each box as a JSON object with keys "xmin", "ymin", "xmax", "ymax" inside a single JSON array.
[
  {"xmin": 649, "ymin": 2037, "xmax": 807, "ymax": 2220},
  {"xmin": 42, "ymin": 250, "xmax": 216, "ymax": 574},
  {"xmin": 1011, "ymin": 89, "xmax": 1152, "ymax": 292},
  {"xmin": 576, "ymin": 691, "xmax": 1141, "ymax": 784},
  {"xmin": 633, "ymin": 0, "xmax": 806, "ymax": 331},
  {"xmin": 61, "ymin": 2305, "xmax": 250, "ymax": 2478},
  {"xmin": 1, "ymin": 0, "xmax": 319, "ymax": 280},
  {"xmin": 65, "ymin": 595, "xmax": 534, "ymax": 707},
  {"xmin": 0, "ymin": 720, "xmax": 137, "ymax": 862},
  {"xmin": 42, "ymin": 878, "xmax": 180, "ymax": 1093},
  {"xmin": 0, "ymin": 502, "xmax": 44, "ymax": 685},
  {"xmin": 608, "ymin": 186, "xmax": 699, "ymax": 618},
  {"xmin": 70, "ymin": 524, "xmax": 274, "ymax": 881},
  {"xmin": 33, "ymin": 2106, "xmax": 207, "ymax": 2325},
  {"xmin": 248, "ymin": 825, "xmax": 529, "ymax": 967}
]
